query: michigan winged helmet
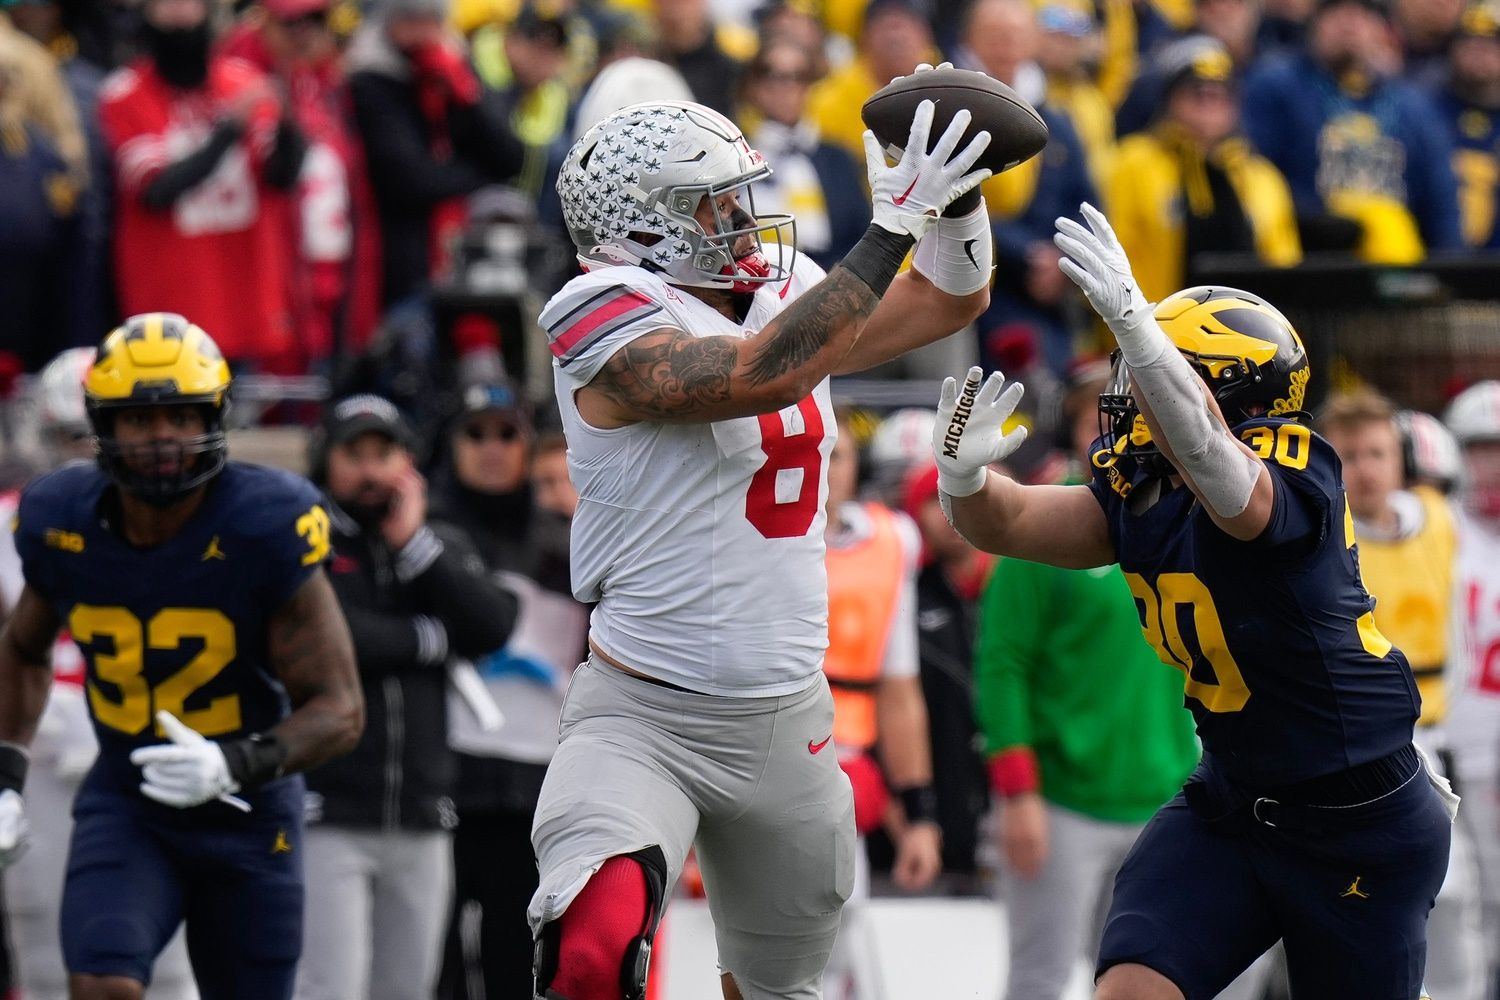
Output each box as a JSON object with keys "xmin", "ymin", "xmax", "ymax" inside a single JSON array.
[
  {"xmin": 86, "ymin": 312, "xmax": 232, "ymax": 504},
  {"xmin": 1095, "ymin": 286, "xmax": 1311, "ymax": 474}
]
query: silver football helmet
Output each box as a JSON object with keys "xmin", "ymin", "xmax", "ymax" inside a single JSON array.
[
  {"xmin": 556, "ymin": 101, "xmax": 796, "ymax": 291},
  {"xmin": 33, "ymin": 346, "xmax": 96, "ymax": 465}
]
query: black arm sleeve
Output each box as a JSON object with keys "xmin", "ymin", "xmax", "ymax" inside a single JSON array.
[
  {"xmin": 337, "ymin": 606, "xmax": 430, "ymax": 675},
  {"xmin": 406, "ymin": 526, "xmax": 519, "ymax": 659},
  {"xmin": 350, "ymin": 72, "xmax": 492, "ymax": 208},
  {"xmin": 140, "ymin": 119, "xmax": 244, "ymax": 210},
  {"xmin": 262, "ymin": 115, "xmax": 307, "ymax": 191}
]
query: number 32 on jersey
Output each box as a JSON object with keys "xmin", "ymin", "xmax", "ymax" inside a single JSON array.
[{"xmin": 71, "ymin": 606, "xmax": 241, "ymax": 738}]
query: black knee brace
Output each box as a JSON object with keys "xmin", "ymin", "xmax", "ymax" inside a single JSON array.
[{"xmin": 533, "ymin": 845, "xmax": 669, "ymax": 1000}]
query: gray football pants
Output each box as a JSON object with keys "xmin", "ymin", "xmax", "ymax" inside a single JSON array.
[{"xmin": 531, "ymin": 658, "xmax": 856, "ymax": 1000}]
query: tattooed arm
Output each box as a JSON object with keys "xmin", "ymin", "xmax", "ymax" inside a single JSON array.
[
  {"xmin": 265, "ymin": 571, "xmax": 364, "ymax": 774},
  {"xmin": 835, "ymin": 268, "xmax": 989, "ymax": 375},
  {"xmin": 576, "ymin": 265, "xmax": 884, "ymax": 427}
]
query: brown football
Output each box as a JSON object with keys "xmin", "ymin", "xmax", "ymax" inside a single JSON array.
[{"xmin": 861, "ymin": 67, "xmax": 1049, "ymax": 173}]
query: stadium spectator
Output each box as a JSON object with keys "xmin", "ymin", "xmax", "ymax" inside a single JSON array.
[
  {"xmin": 1437, "ymin": 1, "xmax": 1500, "ymax": 249},
  {"xmin": 959, "ymin": 0, "xmax": 1098, "ymax": 374},
  {"xmin": 1259, "ymin": 0, "xmax": 1317, "ymax": 50},
  {"xmin": 0, "ymin": 48, "xmax": 97, "ymax": 372},
  {"xmin": 1442, "ymin": 381, "xmax": 1500, "ymax": 999},
  {"xmin": 346, "ymin": 0, "xmax": 525, "ymax": 376},
  {"xmin": 1197, "ymin": 0, "xmax": 1263, "ymax": 66},
  {"xmin": 1241, "ymin": 0, "xmax": 1463, "ymax": 261},
  {"xmin": 739, "ymin": 39, "xmax": 868, "ymax": 271},
  {"xmin": 755, "ymin": 0, "xmax": 833, "ymax": 80},
  {"xmin": 7, "ymin": 0, "xmax": 112, "ymax": 334},
  {"xmin": 1395, "ymin": 0, "xmax": 1467, "ymax": 82},
  {"xmin": 821, "ymin": 410, "xmax": 941, "ymax": 998},
  {"xmin": 529, "ymin": 429, "xmax": 577, "ymax": 520},
  {"xmin": 1105, "ymin": 37, "xmax": 1301, "ymax": 302},
  {"xmin": 1115, "ymin": 0, "xmax": 1265, "ymax": 136},
  {"xmin": 98, "ymin": 0, "xmax": 306, "ymax": 371},
  {"xmin": 807, "ymin": 0, "xmax": 934, "ymax": 162},
  {"xmin": 1319, "ymin": 389, "xmax": 1486, "ymax": 1000},
  {"xmin": 653, "ymin": 0, "xmax": 749, "ymax": 116},
  {"xmin": 298, "ymin": 394, "xmax": 517, "ymax": 1000},
  {"xmin": 467, "ymin": 2, "xmax": 573, "ymax": 198},
  {"xmin": 901, "ymin": 463, "xmax": 992, "ymax": 878},
  {"xmin": 1033, "ymin": 0, "xmax": 1117, "ymax": 188},
  {"xmin": 973, "ymin": 360, "xmax": 1200, "ymax": 1000},
  {"xmin": 217, "ymin": 0, "xmax": 383, "ymax": 362},
  {"xmin": 427, "ymin": 383, "xmax": 585, "ymax": 1000},
  {"xmin": 0, "ymin": 4, "xmax": 86, "ymax": 181}
]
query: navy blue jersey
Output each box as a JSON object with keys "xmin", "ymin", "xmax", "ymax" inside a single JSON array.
[
  {"xmin": 1088, "ymin": 417, "xmax": 1420, "ymax": 787},
  {"xmin": 14, "ymin": 461, "xmax": 329, "ymax": 804}
]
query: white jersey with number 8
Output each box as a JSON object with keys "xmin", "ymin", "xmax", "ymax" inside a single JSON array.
[{"xmin": 542, "ymin": 251, "xmax": 835, "ymax": 697}]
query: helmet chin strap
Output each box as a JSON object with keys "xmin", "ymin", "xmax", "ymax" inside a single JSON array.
[{"xmin": 726, "ymin": 250, "xmax": 773, "ymax": 294}]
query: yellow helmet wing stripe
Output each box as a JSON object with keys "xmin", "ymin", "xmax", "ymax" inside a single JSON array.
[{"xmin": 1157, "ymin": 300, "xmax": 1282, "ymax": 378}]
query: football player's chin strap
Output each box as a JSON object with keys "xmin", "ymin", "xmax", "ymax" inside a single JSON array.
[
  {"xmin": 534, "ymin": 844, "xmax": 668, "ymax": 1000},
  {"xmin": 1112, "ymin": 307, "xmax": 1263, "ymax": 520}
]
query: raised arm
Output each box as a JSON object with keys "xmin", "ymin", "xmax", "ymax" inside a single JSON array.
[
  {"xmin": 578, "ymin": 101, "xmax": 992, "ymax": 427},
  {"xmin": 1054, "ymin": 203, "xmax": 1274, "ymax": 541},
  {"xmin": 833, "ymin": 255, "xmax": 991, "ymax": 375},
  {"xmin": 579, "ymin": 265, "xmax": 888, "ymax": 426},
  {"xmin": 930, "ymin": 368, "xmax": 1114, "ymax": 568}
]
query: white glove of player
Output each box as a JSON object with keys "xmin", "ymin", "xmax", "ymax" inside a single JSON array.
[
  {"xmin": 0, "ymin": 790, "xmax": 29, "ymax": 867},
  {"xmin": 932, "ymin": 366, "xmax": 1029, "ymax": 497},
  {"xmin": 130, "ymin": 711, "xmax": 249, "ymax": 812},
  {"xmin": 897, "ymin": 61, "xmax": 954, "ymax": 81},
  {"xmin": 864, "ymin": 99, "xmax": 992, "ymax": 242},
  {"xmin": 1053, "ymin": 203, "xmax": 1164, "ymax": 366}
]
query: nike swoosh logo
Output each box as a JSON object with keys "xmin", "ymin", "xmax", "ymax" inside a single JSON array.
[
  {"xmin": 964, "ymin": 238, "xmax": 980, "ymax": 269},
  {"xmin": 808, "ymin": 735, "xmax": 832, "ymax": 754},
  {"xmin": 892, "ymin": 175, "xmax": 920, "ymax": 206}
]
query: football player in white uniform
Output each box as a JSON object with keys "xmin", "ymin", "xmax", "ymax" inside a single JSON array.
[
  {"xmin": 1443, "ymin": 382, "xmax": 1500, "ymax": 998},
  {"xmin": 529, "ymin": 89, "xmax": 995, "ymax": 1000}
]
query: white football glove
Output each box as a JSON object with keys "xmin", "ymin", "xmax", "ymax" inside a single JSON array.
[
  {"xmin": 932, "ymin": 366, "xmax": 1029, "ymax": 497},
  {"xmin": 130, "ymin": 711, "xmax": 249, "ymax": 812},
  {"xmin": 0, "ymin": 790, "xmax": 29, "ymax": 868},
  {"xmin": 1053, "ymin": 203, "xmax": 1164, "ymax": 366},
  {"xmin": 897, "ymin": 61, "xmax": 954, "ymax": 82},
  {"xmin": 864, "ymin": 99, "xmax": 992, "ymax": 242}
]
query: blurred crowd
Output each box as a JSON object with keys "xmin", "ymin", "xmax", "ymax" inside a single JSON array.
[
  {"xmin": 5, "ymin": 0, "xmax": 1500, "ymax": 394},
  {"xmin": 5, "ymin": 0, "xmax": 1500, "ymax": 996}
]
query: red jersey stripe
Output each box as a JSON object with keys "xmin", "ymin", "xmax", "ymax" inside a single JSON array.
[{"xmin": 551, "ymin": 291, "xmax": 654, "ymax": 357}]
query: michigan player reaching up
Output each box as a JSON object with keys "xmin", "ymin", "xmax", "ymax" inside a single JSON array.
[
  {"xmin": 932, "ymin": 204, "xmax": 1454, "ymax": 1000},
  {"xmin": 531, "ymin": 89, "xmax": 994, "ymax": 1000},
  {"xmin": 0, "ymin": 314, "xmax": 364, "ymax": 1000}
]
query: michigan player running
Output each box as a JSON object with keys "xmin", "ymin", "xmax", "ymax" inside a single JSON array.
[
  {"xmin": 0, "ymin": 314, "xmax": 364, "ymax": 1000},
  {"xmin": 932, "ymin": 205, "xmax": 1453, "ymax": 1000},
  {"xmin": 532, "ymin": 89, "xmax": 994, "ymax": 1000}
]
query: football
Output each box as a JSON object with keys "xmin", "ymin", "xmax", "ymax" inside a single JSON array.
[{"xmin": 860, "ymin": 67, "xmax": 1049, "ymax": 174}]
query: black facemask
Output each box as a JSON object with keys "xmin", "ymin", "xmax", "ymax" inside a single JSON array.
[{"xmin": 143, "ymin": 21, "xmax": 211, "ymax": 89}]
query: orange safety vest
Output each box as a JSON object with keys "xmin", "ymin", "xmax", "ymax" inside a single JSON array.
[{"xmin": 824, "ymin": 503, "xmax": 906, "ymax": 753}]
